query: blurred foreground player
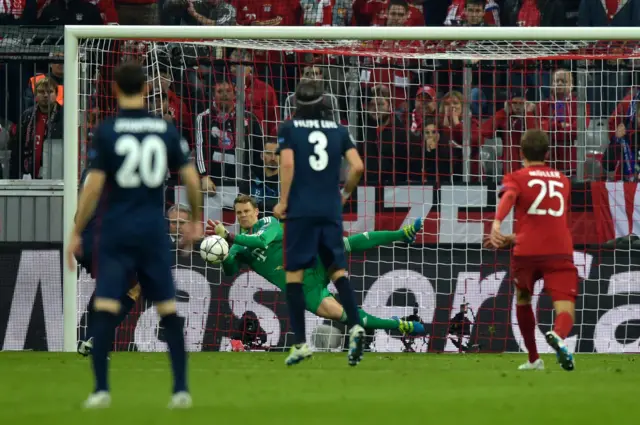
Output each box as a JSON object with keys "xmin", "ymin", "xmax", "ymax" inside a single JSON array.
[
  {"xmin": 76, "ymin": 168, "xmax": 141, "ymax": 357},
  {"xmin": 273, "ymin": 80, "xmax": 365, "ymax": 366},
  {"xmin": 66, "ymin": 62, "xmax": 203, "ymax": 408},
  {"xmin": 489, "ymin": 129, "xmax": 577, "ymax": 372}
]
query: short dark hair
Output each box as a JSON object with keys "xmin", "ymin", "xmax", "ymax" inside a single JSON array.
[
  {"xmin": 294, "ymin": 80, "xmax": 327, "ymax": 119},
  {"xmin": 114, "ymin": 62, "xmax": 147, "ymax": 96},
  {"xmin": 388, "ymin": 0, "xmax": 409, "ymax": 11},
  {"xmin": 234, "ymin": 194, "xmax": 258, "ymax": 209},
  {"xmin": 423, "ymin": 117, "xmax": 437, "ymax": 128},
  {"xmin": 465, "ymin": 0, "xmax": 485, "ymax": 7},
  {"xmin": 521, "ymin": 129, "xmax": 549, "ymax": 162}
]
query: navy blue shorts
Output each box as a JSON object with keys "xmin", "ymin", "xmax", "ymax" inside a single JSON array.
[
  {"xmin": 283, "ymin": 218, "xmax": 347, "ymax": 272},
  {"xmin": 94, "ymin": 238, "xmax": 175, "ymax": 302}
]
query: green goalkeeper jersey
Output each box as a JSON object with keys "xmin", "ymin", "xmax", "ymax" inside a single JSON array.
[{"xmin": 221, "ymin": 217, "xmax": 327, "ymax": 291}]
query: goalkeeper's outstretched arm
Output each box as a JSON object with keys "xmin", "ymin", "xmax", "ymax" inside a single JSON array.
[{"xmin": 230, "ymin": 217, "xmax": 282, "ymax": 250}]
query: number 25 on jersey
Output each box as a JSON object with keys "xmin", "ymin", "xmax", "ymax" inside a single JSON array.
[
  {"xmin": 527, "ymin": 179, "xmax": 564, "ymax": 217},
  {"xmin": 115, "ymin": 135, "xmax": 168, "ymax": 188}
]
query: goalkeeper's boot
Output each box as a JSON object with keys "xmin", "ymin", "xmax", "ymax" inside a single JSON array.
[
  {"xmin": 285, "ymin": 343, "xmax": 313, "ymax": 366},
  {"xmin": 348, "ymin": 325, "xmax": 365, "ymax": 366},
  {"xmin": 402, "ymin": 218, "xmax": 424, "ymax": 244},
  {"xmin": 168, "ymin": 391, "xmax": 192, "ymax": 409},
  {"xmin": 77, "ymin": 337, "xmax": 93, "ymax": 357},
  {"xmin": 545, "ymin": 331, "xmax": 575, "ymax": 371},
  {"xmin": 394, "ymin": 318, "xmax": 426, "ymax": 336},
  {"xmin": 517, "ymin": 358, "xmax": 545, "ymax": 371},
  {"xmin": 83, "ymin": 391, "xmax": 111, "ymax": 409}
]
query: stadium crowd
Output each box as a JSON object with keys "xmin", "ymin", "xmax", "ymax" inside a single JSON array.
[{"xmin": 1, "ymin": 0, "xmax": 640, "ymax": 212}]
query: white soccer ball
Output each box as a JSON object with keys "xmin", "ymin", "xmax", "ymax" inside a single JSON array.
[{"xmin": 200, "ymin": 235, "xmax": 229, "ymax": 264}]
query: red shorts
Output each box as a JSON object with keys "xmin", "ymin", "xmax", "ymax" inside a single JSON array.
[{"xmin": 511, "ymin": 255, "xmax": 578, "ymax": 302}]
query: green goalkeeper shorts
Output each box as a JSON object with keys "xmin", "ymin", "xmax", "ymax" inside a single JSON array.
[{"xmin": 302, "ymin": 266, "xmax": 333, "ymax": 314}]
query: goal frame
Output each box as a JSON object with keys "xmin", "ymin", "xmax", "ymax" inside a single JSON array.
[{"xmin": 62, "ymin": 25, "xmax": 640, "ymax": 352}]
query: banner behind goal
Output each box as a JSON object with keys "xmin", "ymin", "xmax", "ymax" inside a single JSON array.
[{"xmin": 64, "ymin": 26, "xmax": 640, "ymax": 354}]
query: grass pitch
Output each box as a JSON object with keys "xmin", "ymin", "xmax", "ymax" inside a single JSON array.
[{"xmin": 0, "ymin": 352, "xmax": 637, "ymax": 425}]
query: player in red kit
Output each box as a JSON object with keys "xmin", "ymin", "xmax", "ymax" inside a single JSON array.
[{"xmin": 489, "ymin": 129, "xmax": 577, "ymax": 372}]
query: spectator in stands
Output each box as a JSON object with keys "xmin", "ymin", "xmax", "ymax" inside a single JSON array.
[
  {"xmin": 165, "ymin": 0, "xmax": 236, "ymax": 25},
  {"xmin": 538, "ymin": 69, "xmax": 590, "ymax": 177},
  {"xmin": 578, "ymin": 0, "xmax": 640, "ymax": 26},
  {"xmin": 352, "ymin": 0, "xmax": 424, "ymax": 26},
  {"xmin": 24, "ymin": 52, "xmax": 64, "ymax": 109},
  {"xmin": 445, "ymin": 0, "xmax": 500, "ymax": 26},
  {"xmin": 605, "ymin": 87, "xmax": 640, "ymax": 181},
  {"xmin": 422, "ymin": 117, "xmax": 443, "ymax": 182},
  {"xmin": 360, "ymin": 92, "xmax": 422, "ymax": 184},
  {"xmin": 194, "ymin": 79, "xmax": 264, "ymax": 196},
  {"xmin": 410, "ymin": 85, "xmax": 438, "ymax": 136},
  {"xmin": 229, "ymin": 49, "xmax": 279, "ymax": 137},
  {"xmin": 35, "ymin": 0, "xmax": 103, "ymax": 24},
  {"xmin": 438, "ymin": 90, "xmax": 481, "ymax": 178},
  {"xmin": 481, "ymin": 91, "xmax": 540, "ymax": 174},
  {"xmin": 9, "ymin": 78, "xmax": 63, "ymax": 179},
  {"xmin": 147, "ymin": 90, "xmax": 172, "ymax": 122},
  {"xmin": 236, "ymin": 0, "xmax": 301, "ymax": 25},
  {"xmin": 248, "ymin": 140, "xmax": 280, "ymax": 212},
  {"xmin": 283, "ymin": 65, "xmax": 340, "ymax": 122},
  {"xmin": 167, "ymin": 203, "xmax": 191, "ymax": 243},
  {"xmin": 155, "ymin": 64, "xmax": 193, "ymax": 142},
  {"xmin": 501, "ymin": 0, "xmax": 567, "ymax": 26},
  {"xmin": 462, "ymin": 0, "xmax": 489, "ymax": 25},
  {"xmin": 359, "ymin": 1, "xmax": 420, "ymax": 117},
  {"xmin": 301, "ymin": 0, "xmax": 333, "ymax": 25}
]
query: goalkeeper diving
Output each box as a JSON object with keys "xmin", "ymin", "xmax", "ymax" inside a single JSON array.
[{"xmin": 206, "ymin": 194, "xmax": 426, "ymax": 336}]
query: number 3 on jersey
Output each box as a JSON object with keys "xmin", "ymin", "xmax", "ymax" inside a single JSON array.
[
  {"xmin": 308, "ymin": 130, "xmax": 328, "ymax": 171},
  {"xmin": 527, "ymin": 179, "xmax": 564, "ymax": 217},
  {"xmin": 115, "ymin": 135, "xmax": 167, "ymax": 188}
]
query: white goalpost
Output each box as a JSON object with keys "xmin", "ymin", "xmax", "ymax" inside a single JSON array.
[{"xmin": 63, "ymin": 26, "xmax": 640, "ymax": 354}]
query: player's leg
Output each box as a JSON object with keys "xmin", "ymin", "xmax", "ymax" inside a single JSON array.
[
  {"xmin": 320, "ymin": 222, "xmax": 365, "ymax": 366},
  {"xmin": 83, "ymin": 249, "xmax": 132, "ymax": 409},
  {"xmin": 543, "ymin": 262, "xmax": 578, "ymax": 371},
  {"xmin": 282, "ymin": 219, "xmax": 315, "ymax": 366},
  {"xmin": 79, "ymin": 282, "xmax": 140, "ymax": 357},
  {"xmin": 512, "ymin": 259, "xmax": 543, "ymax": 371},
  {"xmin": 314, "ymin": 294, "xmax": 426, "ymax": 335},
  {"xmin": 514, "ymin": 287, "xmax": 543, "ymax": 371},
  {"xmin": 343, "ymin": 218, "xmax": 424, "ymax": 252},
  {"xmin": 138, "ymin": 245, "xmax": 191, "ymax": 407}
]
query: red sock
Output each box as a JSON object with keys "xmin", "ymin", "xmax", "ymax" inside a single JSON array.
[
  {"xmin": 516, "ymin": 304, "xmax": 539, "ymax": 363},
  {"xmin": 554, "ymin": 312, "xmax": 574, "ymax": 339}
]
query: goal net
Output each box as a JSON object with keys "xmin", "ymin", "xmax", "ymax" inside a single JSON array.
[{"xmin": 64, "ymin": 27, "xmax": 640, "ymax": 354}]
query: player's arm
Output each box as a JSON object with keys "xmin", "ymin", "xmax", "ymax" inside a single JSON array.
[
  {"xmin": 342, "ymin": 131, "xmax": 364, "ymax": 202},
  {"xmin": 221, "ymin": 244, "xmax": 244, "ymax": 276},
  {"xmin": 233, "ymin": 217, "xmax": 282, "ymax": 250},
  {"xmin": 74, "ymin": 170, "xmax": 106, "ymax": 234},
  {"xmin": 73, "ymin": 132, "xmax": 107, "ymax": 235},
  {"xmin": 277, "ymin": 148, "xmax": 294, "ymax": 209},
  {"xmin": 491, "ymin": 175, "xmax": 519, "ymax": 248}
]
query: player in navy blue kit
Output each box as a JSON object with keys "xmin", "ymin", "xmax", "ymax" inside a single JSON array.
[
  {"xmin": 66, "ymin": 62, "xmax": 203, "ymax": 409},
  {"xmin": 274, "ymin": 81, "xmax": 365, "ymax": 366},
  {"xmin": 75, "ymin": 168, "xmax": 141, "ymax": 357}
]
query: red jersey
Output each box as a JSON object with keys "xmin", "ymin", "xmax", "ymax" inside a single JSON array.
[{"xmin": 501, "ymin": 165, "xmax": 573, "ymax": 257}]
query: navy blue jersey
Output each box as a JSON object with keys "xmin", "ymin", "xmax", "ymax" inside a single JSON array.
[
  {"xmin": 87, "ymin": 109, "xmax": 189, "ymax": 241},
  {"xmin": 277, "ymin": 119, "xmax": 355, "ymax": 221}
]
